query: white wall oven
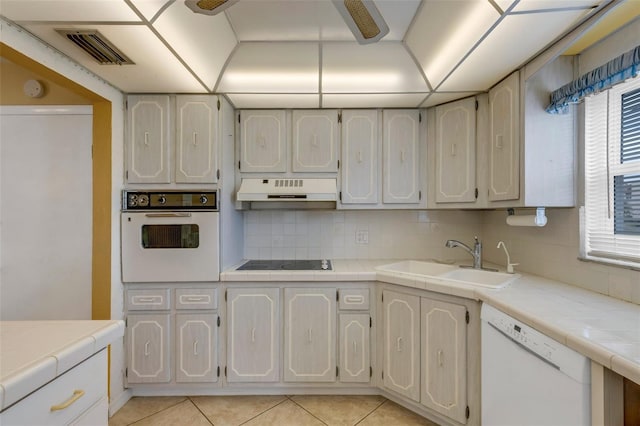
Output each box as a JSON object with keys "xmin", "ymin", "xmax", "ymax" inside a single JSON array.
[{"xmin": 121, "ymin": 190, "xmax": 219, "ymax": 283}]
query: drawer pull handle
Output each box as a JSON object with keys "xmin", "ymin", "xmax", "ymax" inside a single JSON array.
[
  {"xmin": 50, "ymin": 389, "xmax": 85, "ymax": 412},
  {"xmin": 144, "ymin": 341, "xmax": 151, "ymax": 356},
  {"xmin": 144, "ymin": 132, "xmax": 149, "ymax": 146},
  {"xmin": 344, "ymin": 296, "xmax": 364, "ymax": 304},
  {"xmin": 193, "ymin": 340, "xmax": 199, "ymax": 356},
  {"xmin": 185, "ymin": 296, "xmax": 206, "ymax": 302},
  {"xmin": 136, "ymin": 297, "xmax": 157, "ymax": 303},
  {"xmin": 396, "ymin": 337, "xmax": 403, "ymax": 352},
  {"xmin": 438, "ymin": 349, "xmax": 444, "ymax": 367},
  {"xmin": 193, "ymin": 132, "xmax": 198, "ymax": 146},
  {"xmin": 251, "ymin": 328, "xmax": 256, "ymax": 343}
]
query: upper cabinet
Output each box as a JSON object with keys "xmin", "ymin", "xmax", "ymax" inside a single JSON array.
[
  {"xmin": 383, "ymin": 110, "xmax": 422, "ymax": 204},
  {"xmin": 126, "ymin": 94, "xmax": 219, "ymax": 184},
  {"xmin": 292, "ymin": 110, "xmax": 339, "ymax": 172},
  {"xmin": 239, "ymin": 110, "xmax": 287, "ymax": 173},
  {"xmin": 488, "ymin": 72, "xmax": 520, "ymax": 202},
  {"xmin": 428, "ymin": 56, "xmax": 575, "ymax": 209},
  {"xmin": 340, "ymin": 110, "xmax": 379, "ymax": 205},
  {"xmin": 127, "ymin": 95, "xmax": 171, "ymax": 184},
  {"xmin": 433, "ymin": 98, "xmax": 477, "ymax": 204}
]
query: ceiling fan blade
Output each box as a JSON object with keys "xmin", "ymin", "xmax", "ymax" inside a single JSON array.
[
  {"xmin": 185, "ymin": 0, "xmax": 240, "ymax": 16},
  {"xmin": 333, "ymin": 0, "xmax": 390, "ymax": 44}
]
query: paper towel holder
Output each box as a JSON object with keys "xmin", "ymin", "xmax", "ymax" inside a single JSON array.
[{"xmin": 506, "ymin": 207, "xmax": 547, "ymax": 227}]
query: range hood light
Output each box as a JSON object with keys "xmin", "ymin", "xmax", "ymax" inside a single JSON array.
[
  {"xmin": 184, "ymin": 0, "xmax": 240, "ymax": 16},
  {"xmin": 332, "ymin": 0, "xmax": 389, "ymax": 44}
]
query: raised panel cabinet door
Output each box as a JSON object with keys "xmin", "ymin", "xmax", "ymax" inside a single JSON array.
[
  {"xmin": 227, "ymin": 288, "xmax": 280, "ymax": 383},
  {"xmin": 240, "ymin": 110, "xmax": 286, "ymax": 173},
  {"xmin": 292, "ymin": 110, "xmax": 339, "ymax": 172},
  {"xmin": 382, "ymin": 290, "xmax": 420, "ymax": 402},
  {"xmin": 341, "ymin": 110, "xmax": 379, "ymax": 204},
  {"xmin": 127, "ymin": 314, "xmax": 170, "ymax": 383},
  {"xmin": 175, "ymin": 95, "xmax": 218, "ymax": 183},
  {"xmin": 175, "ymin": 313, "xmax": 218, "ymax": 383},
  {"xmin": 489, "ymin": 71, "xmax": 520, "ymax": 201},
  {"xmin": 421, "ymin": 298, "xmax": 467, "ymax": 424},
  {"xmin": 435, "ymin": 97, "xmax": 476, "ymax": 203},
  {"xmin": 284, "ymin": 288, "xmax": 336, "ymax": 382},
  {"xmin": 127, "ymin": 95, "xmax": 171, "ymax": 183},
  {"xmin": 382, "ymin": 110, "xmax": 420, "ymax": 204},
  {"xmin": 339, "ymin": 314, "xmax": 370, "ymax": 383}
]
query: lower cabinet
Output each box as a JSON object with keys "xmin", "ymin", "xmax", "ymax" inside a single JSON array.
[
  {"xmin": 127, "ymin": 314, "xmax": 171, "ymax": 384},
  {"xmin": 382, "ymin": 287, "xmax": 476, "ymax": 425},
  {"xmin": 339, "ymin": 314, "xmax": 370, "ymax": 383},
  {"xmin": 175, "ymin": 313, "xmax": 219, "ymax": 383},
  {"xmin": 284, "ymin": 287, "xmax": 337, "ymax": 382},
  {"xmin": 226, "ymin": 288, "xmax": 280, "ymax": 382}
]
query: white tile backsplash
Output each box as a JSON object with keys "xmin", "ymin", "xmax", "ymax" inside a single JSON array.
[{"xmin": 244, "ymin": 209, "xmax": 483, "ymax": 261}]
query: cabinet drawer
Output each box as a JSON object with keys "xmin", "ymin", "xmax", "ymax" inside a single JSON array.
[
  {"xmin": 0, "ymin": 350, "xmax": 107, "ymax": 426},
  {"xmin": 339, "ymin": 289, "xmax": 370, "ymax": 310},
  {"xmin": 126, "ymin": 289, "xmax": 170, "ymax": 311},
  {"xmin": 175, "ymin": 288, "xmax": 218, "ymax": 310}
]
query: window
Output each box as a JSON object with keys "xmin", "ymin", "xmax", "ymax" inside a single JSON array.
[{"xmin": 583, "ymin": 76, "xmax": 640, "ymax": 267}]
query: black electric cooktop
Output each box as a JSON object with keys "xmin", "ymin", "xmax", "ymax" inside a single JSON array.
[{"xmin": 237, "ymin": 259, "xmax": 332, "ymax": 271}]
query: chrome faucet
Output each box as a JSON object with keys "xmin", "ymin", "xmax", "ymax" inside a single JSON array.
[{"xmin": 445, "ymin": 236, "xmax": 483, "ymax": 269}]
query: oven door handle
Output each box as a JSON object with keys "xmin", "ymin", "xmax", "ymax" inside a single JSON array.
[{"xmin": 144, "ymin": 213, "xmax": 192, "ymax": 218}]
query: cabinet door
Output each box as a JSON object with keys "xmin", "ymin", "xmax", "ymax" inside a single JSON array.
[
  {"xmin": 339, "ymin": 314, "xmax": 370, "ymax": 383},
  {"xmin": 127, "ymin": 95, "xmax": 171, "ymax": 183},
  {"xmin": 284, "ymin": 288, "xmax": 336, "ymax": 382},
  {"xmin": 175, "ymin": 95, "xmax": 218, "ymax": 183},
  {"xmin": 240, "ymin": 110, "xmax": 286, "ymax": 172},
  {"xmin": 292, "ymin": 110, "xmax": 339, "ymax": 172},
  {"xmin": 175, "ymin": 313, "xmax": 218, "ymax": 383},
  {"xmin": 382, "ymin": 290, "xmax": 420, "ymax": 401},
  {"xmin": 489, "ymin": 71, "xmax": 520, "ymax": 201},
  {"xmin": 421, "ymin": 298, "xmax": 467, "ymax": 424},
  {"xmin": 127, "ymin": 314, "xmax": 170, "ymax": 383},
  {"xmin": 383, "ymin": 110, "xmax": 420, "ymax": 204},
  {"xmin": 435, "ymin": 98, "xmax": 476, "ymax": 203},
  {"xmin": 227, "ymin": 288, "xmax": 280, "ymax": 383},
  {"xmin": 341, "ymin": 110, "xmax": 378, "ymax": 204}
]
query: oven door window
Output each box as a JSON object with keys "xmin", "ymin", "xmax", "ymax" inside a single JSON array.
[{"xmin": 141, "ymin": 224, "xmax": 199, "ymax": 249}]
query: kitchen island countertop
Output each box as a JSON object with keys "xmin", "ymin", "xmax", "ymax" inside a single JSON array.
[
  {"xmin": 0, "ymin": 320, "xmax": 125, "ymax": 411},
  {"xmin": 221, "ymin": 259, "xmax": 640, "ymax": 385}
]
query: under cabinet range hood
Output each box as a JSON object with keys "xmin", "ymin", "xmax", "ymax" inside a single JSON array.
[{"xmin": 236, "ymin": 178, "xmax": 337, "ymax": 209}]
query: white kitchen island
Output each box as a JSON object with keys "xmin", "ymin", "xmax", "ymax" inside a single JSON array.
[{"xmin": 0, "ymin": 320, "xmax": 124, "ymax": 425}]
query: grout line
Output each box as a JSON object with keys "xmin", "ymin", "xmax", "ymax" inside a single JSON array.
[
  {"xmin": 123, "ymin": 397, "xmax": 191, "ymax": 426},
  {"xmin": 187, "ymin": 396, "xmax": 215, "ymax": 426},
  {"xmin": 238, "ymin": 397, "xmax": 290, "ymax": 425},
  {"xmin": 354, "ymin": 399, "xmax": 389, "ymax": 425},
  {"xmin": 286, "ymin": 396, "xmax": 329, "ymax": 425}
]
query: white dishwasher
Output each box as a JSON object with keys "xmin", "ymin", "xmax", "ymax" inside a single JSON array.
[{"xmin": 481, "ymin": 304, "xmax": 591, "ymax": 425}]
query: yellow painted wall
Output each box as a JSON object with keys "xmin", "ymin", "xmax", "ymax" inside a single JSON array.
[{"xmin": 0, "ymin": 58, "xmax": 91, "ymax": 105}]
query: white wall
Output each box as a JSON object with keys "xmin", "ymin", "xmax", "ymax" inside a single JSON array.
[{"xmin": 243, "ymin": 209, "xmax": 483, "ymax": 263}]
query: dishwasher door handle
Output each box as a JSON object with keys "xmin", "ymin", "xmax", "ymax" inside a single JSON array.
[{"xmin": 487, "ymin": 321, "xmax": 560, "ymax": 370}]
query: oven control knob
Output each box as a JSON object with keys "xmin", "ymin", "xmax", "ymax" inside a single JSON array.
[
  {"xmin": 138, "ymin": 194, "xmax": 149, "ymax": 207},
  {"xmin": 158, "ymin": 195, "xmax": 166, "ymax": 205},
  {"xmin": 200, "ymin": 195, "xmax": 208, "ymax": 205}
]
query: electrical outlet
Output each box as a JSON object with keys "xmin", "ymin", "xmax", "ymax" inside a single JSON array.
[{"xmin": 355, "ymin": 230, "xmax": 369, "ymax": 245}]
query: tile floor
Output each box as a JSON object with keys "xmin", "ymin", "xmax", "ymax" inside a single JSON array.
[{"xmin": 108, "ymin": 395, "xmax": 439, "ymax": 426}]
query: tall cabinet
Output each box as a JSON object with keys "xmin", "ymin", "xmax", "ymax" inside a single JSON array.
[
  {"xmin": 340, "ymin": 110, "xmax": 379, "ymax": 205},
  {"xmin": 382, "ymin": 110, "xmax": 421, "ymax": 204}
]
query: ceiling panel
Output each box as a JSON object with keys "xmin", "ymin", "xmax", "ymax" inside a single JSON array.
[
  {"xmin": 372, "ymin": 0, "xmax": 422, "ymax": 40},
  {"xmin": 405, "ymin": 0, "xmax": 500, "ymax": 89},
  {"xmin": 438, "ymin": 8, "xmax": 593, "ymax": 91},
  {"xmin": 226, "ymin": 94, "xmax": 319, "ymax": 109},
  {"xmin": 153, "ymin": 1, "xmax": 237, "ymax": 91},
  {"xmin": 322, "ymin": 42, "xmax": 428, "ymax": 93},
  {"xmin": 322, "ymin": 93, "xmax": 427, "ymax": 108},
  {"xmin": 0, "ymin": 0, "xmax": 141, "ymax": 22},
  {"xmin": 420, "ymin": 92, "xmax": 479, "ymax": 107},
  {"xmin": 22, "ymin": 24, "xmax": 205, "ymax": 92},
  {"xmin": 219, "ymin": 42, "xmax": 319, "ymax": 93},
  {"xmin": 129, "ymin": 0, "xmax": 172, "ymax": 21},
  {"xmin": 511, "ymin": 0, "xmax": 602, "ymax": 12}
]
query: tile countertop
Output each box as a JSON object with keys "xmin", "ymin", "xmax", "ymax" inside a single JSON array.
[
  {"xmin": 222, "ymin": 259, "xmax": 640, "ymax": 385},
  {"xmin": 0, "ymin": 320, "xmax": 125, "ymax": 411}
]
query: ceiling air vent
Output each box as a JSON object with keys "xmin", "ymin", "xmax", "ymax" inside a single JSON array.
[{"xmin": 56, "ymin": 29, "xmax": 134, "ymax": 65}]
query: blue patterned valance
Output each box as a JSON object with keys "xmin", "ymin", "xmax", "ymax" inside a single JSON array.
[{"xmin": 546, "ymin": 44, "xmax": 640, "ymax": 114}]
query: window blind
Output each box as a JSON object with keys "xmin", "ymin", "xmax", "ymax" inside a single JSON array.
[{"xmin": 584, "ymin": 77, "xmax": 640, "ymax": 264}]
